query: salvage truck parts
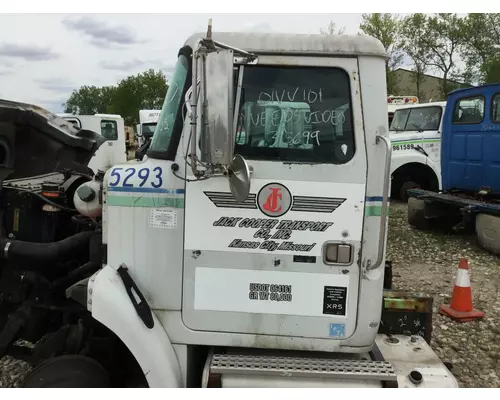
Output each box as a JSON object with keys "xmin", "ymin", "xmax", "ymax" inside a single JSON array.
[
  {"xmin": 407, "ymin": 83, "xmax": 500, "ymax": 256},
  {"xmin": 0, "ymin": 25, "xmax": 458, "ymax": 388},
  {"xmin": 57, "ymin": 113, "xmax": 128, "ymax": 174}
]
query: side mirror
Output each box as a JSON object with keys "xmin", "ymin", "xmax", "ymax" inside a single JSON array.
[
  {"xmin": 200, "ymin": 49, "xmax": 234, "ymax": 166},
  {"xmin": 228, "ymin": 154, "xmax": 251, "ymax": 202}
]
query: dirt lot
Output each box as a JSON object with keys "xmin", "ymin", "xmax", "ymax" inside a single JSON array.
[{"xmin": 1, "ymin": 201, "xmax": 500, "ymax": 387}]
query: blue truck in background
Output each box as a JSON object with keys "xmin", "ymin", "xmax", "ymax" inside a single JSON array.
[{"xmin": 407, "ymin": 83, "xmax": 500, "ymax": 255}]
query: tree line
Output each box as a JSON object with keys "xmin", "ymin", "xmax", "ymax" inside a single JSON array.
[
  {"xmin": 63, "ymin": 69, "xmax": 168, "ymax": 126},
  {"xmin": 324, "ymin": 13, "xmax": 500, "ymax": 98},
  {"xmin": 63, "ymin": 13, "xmax": 499, "ymax": 125}
]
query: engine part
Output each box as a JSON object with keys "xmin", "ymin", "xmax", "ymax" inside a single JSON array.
[
  {"xmin": 74, "ymin": 180, "xmax": 102, "ymax": 219},
  {"xmin": 0, "ymin": 99, "xmax": 105, "ymax": 183},
  {"xmin": 0, "ymin": 230, "xmax": 94, "ymax": 264}
]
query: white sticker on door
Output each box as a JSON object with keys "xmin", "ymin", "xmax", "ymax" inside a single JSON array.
[
  {"xmin": 149, "ymin": 208, "xmax": 177, "ymax": 229},
  {"xmin": 194, "ymin": 267, "xmax": 349, "ymax": 318}
]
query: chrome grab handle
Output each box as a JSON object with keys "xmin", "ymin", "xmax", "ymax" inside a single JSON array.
[{"xmin": 366, "ymin": 134, "xmax": 392, "ymax": 271}]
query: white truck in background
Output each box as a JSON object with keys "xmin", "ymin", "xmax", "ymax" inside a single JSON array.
[
  {"xmin": 57, "ymin": 113, "xmax": 128, "ymax": 175},
  {"xmin": 136, "ymin": 110, "xmax": 161, "ymax": 147},
  {"xmin": 135, "ymin": 110, "xmax": 161, "ymax": 160},
  {"xmin": 388, "ymin": 101, "xmax": 446, "ymax": 201}
]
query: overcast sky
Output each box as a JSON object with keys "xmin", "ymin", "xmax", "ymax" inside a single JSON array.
[{"xmin": 0, "ymin": 13, "xmax": 416, "ymax": 113}]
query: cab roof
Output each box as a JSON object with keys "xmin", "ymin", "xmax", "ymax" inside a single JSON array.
[
  {"xmin": 399, "ymin": 101, "xmax": 447, "ymax": 109},
  {"xmin": 184, "ymin": 32, "xmax": 387, "ymax": 59},
  {"xmin": 448, "ymin": 83, "xmax": 498, "ymax": 96},
  {"xmin": 388, "ymin": 101, "xmax": 447, "ymax": 114}
]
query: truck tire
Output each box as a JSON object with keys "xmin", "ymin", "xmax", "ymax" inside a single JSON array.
[
  {"xmin": 20, "ymin": 355, "xmax": 110, "ymax": 388},
  {"xmin": 407, "ymin": 197, "xmax": 430, "ymax": 230},
  {"xmin": 475, "ymin": 213, "xmax": 500, "ymax": 255},
  {"xmin": 400, "ymin": 180, "xmax": 421, "ymax": 202}
]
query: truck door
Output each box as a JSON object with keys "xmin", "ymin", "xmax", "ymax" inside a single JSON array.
[
  {"xmin": 183, "ymin": 57, "xmax": 367, "ymax": 340},
  {"xmin": 100, "ymin": 119, "xmax": 127, "ymax": 166},
  {"xmin": 420, "ymin": 105, "xmax": 444, "ymax": 166},
  {"xmin": 445, "ymin": 94, "xmax": 489, "ymax": 191},
  {"xmin": 389, "ymin": 107, "xmax": 424, "ymax": 154}
]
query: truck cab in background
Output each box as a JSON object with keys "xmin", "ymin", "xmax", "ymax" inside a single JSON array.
[
  {"xmin": 135, "ymin": 110, "xmax": 161, "ymax": 160},
  {"xmin": 58, "ymin": 113, "xmax": 128, "ymax": 175},
  {"xmin": 408, "ymin": 84, "xmax": 500, "ymax": 255},
  {"xmin": 389, "ymin": 101, "xmax": 446, "ymax": 201}
]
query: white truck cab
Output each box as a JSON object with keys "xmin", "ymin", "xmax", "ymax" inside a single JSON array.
[
  {"xmin": 136, "ymin": 109, "xmax": 161, "ymax": 147},
  {"xmin": 29, "ymin": 28, "xmax": 456, "ymax": 388},
  {"xmin": 388, "ymin": 101, "xmax": 446, "ymax": 201},
  {"xmin": 57, "ymin": 113, "xmax": 128, "ymax": 174}
]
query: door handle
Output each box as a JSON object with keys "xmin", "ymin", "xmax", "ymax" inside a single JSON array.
[{"xmin": 366, "ymin": 134, "xmax": 392, "ymax": 271}]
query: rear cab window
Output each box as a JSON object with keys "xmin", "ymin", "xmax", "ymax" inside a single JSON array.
[
  {"xmin": 100, "ymin": 120, "xmax": 118, "ymax": 141},
  {"xmin": 452, "ymin": 96, "xmax": 485, "ymax": 125},
  {"xmin": 234, "ymin": 66, "xmax": 354, "ymax": 164},
  {"xmin": 492, "ymin": 93, "xmax": 500, "ymax": 123}
]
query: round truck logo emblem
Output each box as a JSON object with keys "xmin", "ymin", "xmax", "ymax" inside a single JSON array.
[{"xmin": 257, "ymin": 183, "xmax": 292, "ymax": 218}]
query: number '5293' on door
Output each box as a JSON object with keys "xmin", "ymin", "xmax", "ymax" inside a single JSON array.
[{"xmin": 108, "ymin": 167, "xmax": 163, "ymax": 188}]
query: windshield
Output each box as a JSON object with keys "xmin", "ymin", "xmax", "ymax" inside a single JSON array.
[
  {"xmin": 149, "ymin": 54, "xmax": 189, "ymax": 153},
  {"xmin": 142, "ymin": 122, "xmax": 157, "ymax": 137},
  {"xmin": 235, "ymin": 66, "xmax": 354, "ymax": 164},
  {"xmin": 390, "ymin": 106, "xmax": 442, "ymax": 132}
]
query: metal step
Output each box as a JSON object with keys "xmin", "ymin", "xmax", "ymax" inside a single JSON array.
[{"xmin": 209, "ymin": 353, "xmax": 397, "ymax": 382}]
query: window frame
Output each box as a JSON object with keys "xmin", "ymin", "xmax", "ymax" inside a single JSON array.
[
  {"xmin": 147, "ymin": 46, "xmax": 193, "ymax": 160},
  {"xmin": 233, "ymin": 64, "xmax": 356, "ymax": 165},
  {"xmin": 491, "ymin": 93, "xmax": 500, "ymax": 124},
  {"xmin": 451, "ymin": 95, "xmax": 485, "ymax": 125},
  {"xmin": 100, "ymin": 119, "xmax": 118, "ymax": 141}
]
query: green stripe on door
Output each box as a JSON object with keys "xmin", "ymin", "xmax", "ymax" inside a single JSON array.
[
  {"xmin": 107, "ymin": 195, "xmax": 185, "ymax": 208},
  {"xmin": 108, "ymin": 196, "xmax": 386, "ymax": 215},
  {"xmin": 365, "ymin": 205, "xmax": 390, "ymax": 217},
  {"xmin": 392, "ymin": 139, "xmax": 440, "ymax": 146}
]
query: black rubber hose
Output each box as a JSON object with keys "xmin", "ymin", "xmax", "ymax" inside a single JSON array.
[
  {"xmin": 0, "ymin": 231, "xmax": 94, "ymax": 263},
  {"xmin": 50, "ymin": 261, "xmax": 101, "ymax": 291}
]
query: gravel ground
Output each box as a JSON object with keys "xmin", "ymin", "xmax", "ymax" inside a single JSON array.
[
  {"xmin": 387, "ymin": 201, "xmax": 500, "ymax": 388},
  {"xmin": 0, "ymin": 355, "xmax": 31, "ymax": 388},
  {"xmin": 1, "ymin": 200, "xmax": 499, "ymax": 388}
]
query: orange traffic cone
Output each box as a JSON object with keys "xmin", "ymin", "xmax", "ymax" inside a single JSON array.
[{"xmin": 440, "ymin": 258, "xmax": 485, "ymax": 322}]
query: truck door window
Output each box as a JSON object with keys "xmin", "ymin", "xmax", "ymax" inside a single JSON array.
[
  {"xmin": 390, "ymin": 109, "xmax": 410, "ymax": 132},
  {"xmin": 452, "ymin": 96, "xmax": 485, "ymax": 125},
  {"xmin": 100, "ymin": 120, "xmax": 118, "ymax": 141},
  {"xmin": 492, "ymin": 94, "xmax": 500, "ymax": 123},
  {"xmin": 234, "ymin": 66, "xmax": 354, "ymax": 164},
  {"xmin": 142, "ymin": 122, "xmax": 157, "ymax": 137}
]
